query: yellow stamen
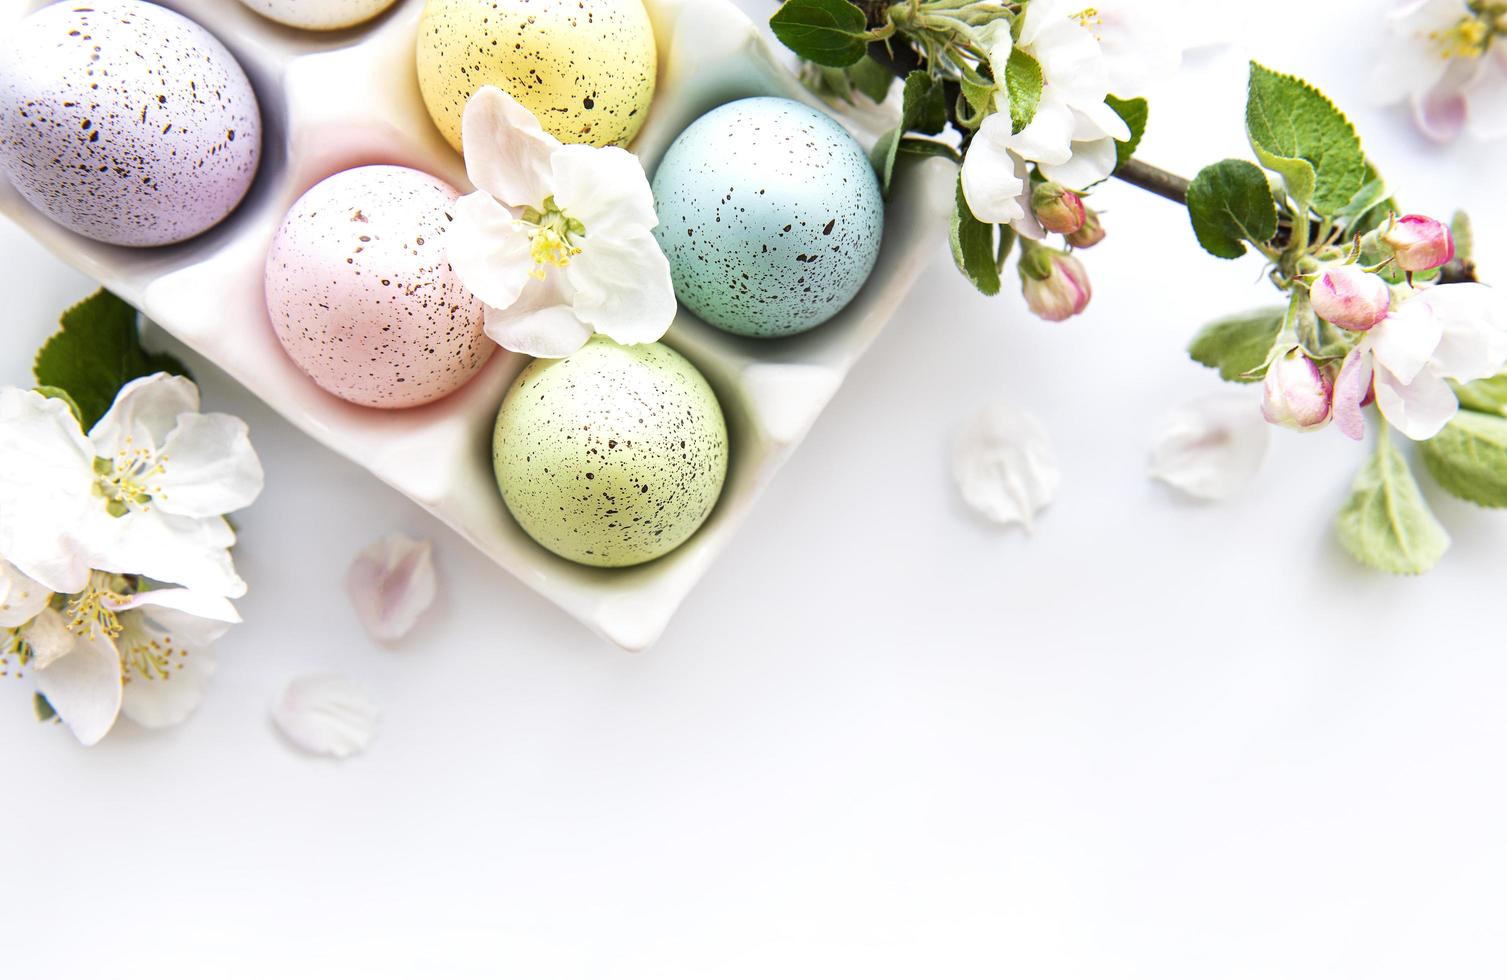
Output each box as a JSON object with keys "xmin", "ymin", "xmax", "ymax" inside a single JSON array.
[
  {"xmin": 65, "ymin": 573, "xmax": 128, "ymax": 640},
  {"xmin": 1427, "ymin": 15, "xmax": 1491, "ymax": 59}
]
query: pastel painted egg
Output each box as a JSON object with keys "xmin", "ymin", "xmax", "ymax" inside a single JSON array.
[
  {"xmin": 493, "ymin": 337, "xmax": 728, "ymax": 568},
  {"xmin": 0, "ymin": 0, "xmax": 261, "ymax": 247},
  {"xmin": 235, "ymin": 0, "xmax": 399, "ymax": 30},
  {"xmin": 416, "ymin": 0, "xmax": 657, "ymax": 151},
  {"xmin": 652, "ymin": 97, "xmax": 884, "ymax": 339},
  {"xmin": 265, "ymin": 165, "xmax": 492, "ymax": 409}
]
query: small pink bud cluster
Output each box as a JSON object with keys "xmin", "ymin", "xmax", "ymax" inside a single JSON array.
[
  {"xmin": 1020, "ymin": 249, "xmax": 1092, "ymax": 322},
  {"xmin": 1382, "ymin": 214, "xmax": 1455, "ymax": 272},
  {"xmin": 1309, "ymin": 265, "xmax": 1391, "ymax": 331},
  {"xmin": 1261, "ymin": 348, "xmax": 1333, "ymax": 431}
]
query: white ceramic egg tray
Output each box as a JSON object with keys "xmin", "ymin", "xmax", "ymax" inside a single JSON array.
[{"xmin": 0, "ymin": 0, "xmax": 953, "ymax": 650}]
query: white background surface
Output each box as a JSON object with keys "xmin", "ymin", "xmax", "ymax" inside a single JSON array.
[{"xmin": 3, "ymin": 1, "xmax": 1507, "ymax": 976}]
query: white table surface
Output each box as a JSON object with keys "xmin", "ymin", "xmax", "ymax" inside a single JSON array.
[{"xmin": 4, "ymin": 2, "xmax": 1506, "ymax": 976}]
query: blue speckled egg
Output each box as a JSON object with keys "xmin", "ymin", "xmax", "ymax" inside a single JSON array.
[{"xmin": 651, "ymin": 97, "xmax": 884, "ymax": 339}]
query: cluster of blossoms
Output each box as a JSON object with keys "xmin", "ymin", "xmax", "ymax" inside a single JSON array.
[
  {"xmin": 1261, "ymin": 215, "xmax": 1507, "ymax": 441},
  {"xmin": 0, "ymin": 374, "xmax": 262, "ymax": 744},
  {"xmin": 1376, "ymin": 0, "xmax": 1507, "ymax": 142}
]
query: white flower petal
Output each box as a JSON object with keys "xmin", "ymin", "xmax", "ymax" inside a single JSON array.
[
  {"xmin": 1148, "ymin": 392, "xmax": 1270, "ymax": 501},
  {"xmin": 347, "ymin": 533, "xmax": 438, "ymax": 643},
  {"xmin": 549, "ymin": 144, "xmax": 658, "ymax": 234},
  {"xmin": 1009, "ymin": 99, "xmax": 1076, "ymax": 166},
  {"xmin": 485, "ymin": 303, "xmax": 594, "ymax": 359},
  {"xmin": 108, "ymin": 587, "xmax": 241, "ymax": 624},
  {"xmin": 447, "ymin": 191, "xmax": 536, "ymax": 312},
  {"xmin": 1374, "ymin": 363, "xmax": 1459, "ymax": 440},
  {"xmin": 118, "ymin": 607, "xmax": 222, "ymax": 729},
  {"xmin": 564, "ymin": 227, "xmax": 676, "ymax": 345},
  {"xmin": 0, "ymin": 388, "xmax": 97, "ymax": 594},
  {"xmin": 1371, "ymin": 295, "xmax": 1445, "ymax": 384},
  {"xmin": 94, "ymin": 513, "xmax": 246, "ymax": 599},
  {"xmin": 153, "ymin": 413, "xmax": 264, "ymax": 519},
  {"xmin": 88, "ymin": 373, "xmax": 199, "ymax": 457},
  {"xmin": 34, "ymin": 630, "xmax": 123, "ymax": 746},
  {"xmin": 1038, "ymin": 137, "xmax": 1119, "ymax": 189},
  {"xmin": 1419, "ymin": 282, "xmax": 1507, "ymax": 381},
  {"xmin": 23, "ymin": 606, "xmax": 77, "ymax": 670},
  {"xmin": 1417, "ymin": 68, "xmax": 1471, "ymax": 141},
  {"xmin": 1070, "ymin": 102, "xmax": 1131, "ymax": 144},
  {"xmin": 0, "ymin": 557, "xmax": 52, "ymax": 629},
  {"xmin": 1371, "ymin": 0, "xmax": 1459, "ymax": 106},
  {"xmin": 1464, "ymin": 48, "xmax": 1507, "ymax": 139},
  {"xmin": 273, "ymin": 674, "xmax": 379, "ymax": 759},
  {"xmin": 1091, "ymin": 1, "xmax": 1182, "ymax": 97},
  {"xmin": 461, "ymin": 85, "xmax": 557, "ymax": 207},
  {"xmin": 961, "ymin": 115, "xmax": 1028, "ymax": 225},
  {"xmin": 952, "ymin": 403, "xmax": 1061, "ymax": 531}
]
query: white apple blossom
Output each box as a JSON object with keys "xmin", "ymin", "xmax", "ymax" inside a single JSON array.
[
  {"xmin": 1334, "ymin": 283, "xmax": 1507, "ymax": 441},
  {"xmin": 1373, "ymin": 0, "xmax": 1507, "ymax": 142},
  {"xmin": 7, "ymin": 572, "xmax": 238, "ymax": 744},
  {"xmin": 0, "ymin": 376, "xmax": 262, "ymax": 600},
  {"xmin": 961, "ymin": 1, "xmax": 1179, "ymax": 229},
  {"xmin": 446, "ymin": 85, "xmax": 676, "ymax": 359}
]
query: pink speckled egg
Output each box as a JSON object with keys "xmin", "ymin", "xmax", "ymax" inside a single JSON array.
[
  {"xmin": 265, "ymin": 165, "xmax": 492, "ymax": 408},
  {"xmin": 0, "ymin": 0, "xmax": 261, "ymax": 247}
]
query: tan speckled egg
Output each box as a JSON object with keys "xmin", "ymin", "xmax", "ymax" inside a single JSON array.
[
  {"xmin": 265, "ymin": 165, "xmax": 493, "ymax": 409},
  {"xmin": 415, "ymin": 0, "xmax": 657, "ymax": 151}
]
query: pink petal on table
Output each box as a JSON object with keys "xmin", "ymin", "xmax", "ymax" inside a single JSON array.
[{"xmin": 346, "ymin": 533, "xmax": 438, "ymax": 643}]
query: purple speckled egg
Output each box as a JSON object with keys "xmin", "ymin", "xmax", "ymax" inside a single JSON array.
[
  {"xmin": 0, "ymin": 0, "xmax": 261, "ymax": 247},
  {"xmin": 265, "ymin": 165, "xmax": 493, "ymax": 409}
]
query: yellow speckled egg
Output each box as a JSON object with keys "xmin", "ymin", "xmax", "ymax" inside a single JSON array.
[{"xmin": 415, "ymin": 0, "xmax": 657, "ymax": 151}]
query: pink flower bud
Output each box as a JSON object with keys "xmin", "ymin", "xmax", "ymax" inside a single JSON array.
[
  {"xmin": 1065, "ymin": 208, "xmax": 1105, "ymax": 248},
  {"xmin": 1382, "ymin": 214, "xmax": 1455, "ymax": 272},
  {"xmin": 1021, "ymin": 251, "xmax": 1092, "ymax": 322},
  {"xmin": 1309, "ymin": 265, "xmax": 1391, "ymax": 331},
  {"xmin": 1031, "ymin": 182, "xmax": 1086, "ymax": 235},
  {"xmin": 1261, "ymin": 348, "xmax": 1333, "ymax": 431}
]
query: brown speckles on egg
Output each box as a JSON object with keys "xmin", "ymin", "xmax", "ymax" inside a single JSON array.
[
  {"xmin": 492, "ymin": 337, "xmax": 728, "ymax": 568},
  {"xmin": 265, "ymin": 165, "xmax": 493, "ymax": 409},
  {"xmin": 0, "ymin": 0, "xmax": 262, "ymax": 247},
  {"xmin": 415, "ymin": 0, "xmax": 656, "ymax": 152}
]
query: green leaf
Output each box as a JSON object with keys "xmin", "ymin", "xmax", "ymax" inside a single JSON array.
[
  {"xmin": 1245, "ymin": 61, "xmax": 1365, "ymax": 215},
  {"xmin": 1421, "ymin": 410, "xmax": 1507, "ymax": 507},
  {"xmin": 872, "ymin": 72, "xmax": 948, "ymax": 191},
  {"xmin": 950, "ymin": 175, "xmax": 1001, "ymax": 297},
  {"xmin": 1185, "ymin": 158, "xmax": 1279, "ymax": 259},
  {"xmin": 34, "ymin": 692, "xmax": 56, "ymax": 723},
  {"xmin": 1451, "ymin": 209, "xmax": 1474, "ymax": 263},
  {"xmin": 1453, "ymin": 374, "xmax": 1507, "ymax": 415},
  {"xmin": 960, "ymin": 77, "xmax": 994, "ymax": 117},
  {"xmin": 1004, "ymin": 47, "xmax": 1043, "ymax": 134},
  {"xmin": 1337, "ymin": 433, "xmax": 1450, "ymax": 575},
  {"xmin": 1105, "ymin": 95, "xmax": 1147, "ymax": 173},
  {"xmin": 33, "ymin": 385, "xmax": 83, "ymax": 423},
  {"xmin": 770, "ymin": 0, "xmax": 870, "ymax": 68},
  {"xmin": 901, "ymin": 70, "xmax": 946, "ymax": 136},
  {"xmin": 1187, "ymin": 306, "xmax": 1286, "ymax": 383},
  {"xmin": 870, "ymin": 126, "xmax": 902, "ymax": 193},
  {"xmin": 33, "ymin": 289, "xmax": 192, "ymax": 430},
  {"xmin": 848, "ymin": 55, "xmax": 895, "ymax": 103},
  {"xmin": 896, "ymin": 137, "xmax": 960, "ymax": 163}
]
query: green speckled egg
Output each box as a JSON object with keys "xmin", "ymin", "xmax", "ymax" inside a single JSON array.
[
  {"xmin": 415, "ymin": 0, "xmax": 657, "ymax": 152},
  {"xmin": 493, "ymin": 337, "xmax": 728, "ymax": 568}
]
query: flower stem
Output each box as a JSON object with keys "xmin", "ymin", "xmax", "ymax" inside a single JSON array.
[{"xmin": 1113, "ymin": 159, "xmax": 1189, "ymax": 205}]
